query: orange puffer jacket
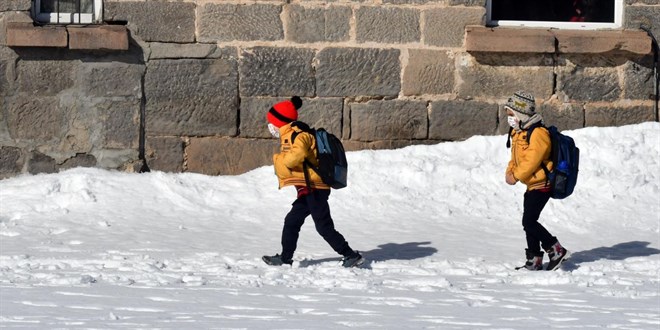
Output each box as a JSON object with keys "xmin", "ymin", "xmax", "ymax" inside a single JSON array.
[
  {"xmin": 506, "ymin": 127, "xmax": 554, "ymax": 191},
  {"xmin": 273, "ymin": 122, "xmax": 330, "ymax": 190}
]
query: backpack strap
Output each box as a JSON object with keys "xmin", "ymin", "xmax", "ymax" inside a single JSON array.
[{"xmin": 506, "ymin": 126, "xmax": 513, "ymax": 148}]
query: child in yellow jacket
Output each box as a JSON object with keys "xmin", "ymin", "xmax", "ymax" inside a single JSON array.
[
  {"xmin": 505, "ymin": 91, "xmax": 569, "ymax": 271},
  {"xmin": 262, "ymin": 97, "xmax": 363, "ymax": 268}
]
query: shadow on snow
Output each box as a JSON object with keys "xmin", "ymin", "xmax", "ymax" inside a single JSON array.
[
  {"xmin": 298, "ymin": 241, "xmax": 438, "ymax": 268},
  {"xmin": 562, "ymin": 241, "xmax": 660, "ymax": 271}
]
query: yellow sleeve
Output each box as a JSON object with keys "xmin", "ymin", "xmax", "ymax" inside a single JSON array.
[{"xmin": 513, "ymin": 129, "xmax": 551, "ymax": 182}]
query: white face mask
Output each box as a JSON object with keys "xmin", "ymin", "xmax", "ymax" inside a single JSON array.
[
  {"xmin": 507, "ymin": 116, "xmax": 518, "ymax": 129},
  {"xmin": 268, "ymin": 123, "xmax": 280, "ymax": 138}
]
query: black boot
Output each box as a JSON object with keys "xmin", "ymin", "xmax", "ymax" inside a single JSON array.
[
  {"xmin": 262, "ymin": 254, "xmax": 293, "ymax": 266},
  {"xmin": 516, "ymin": 249, "xmax": 544, "ymax": 271}
]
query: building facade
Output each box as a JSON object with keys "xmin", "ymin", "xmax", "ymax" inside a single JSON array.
[{"xmin": 1, "ymin": 0, "xmax": 658, "ymax": 178}]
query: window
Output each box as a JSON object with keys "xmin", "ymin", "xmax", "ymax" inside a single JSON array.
[
  {"xmin": 486, "ymin": 0, "xmax": 623, "ymax": 30},
  {"xmin": 33, "ymin": 0, "xmax": 103, "ymax": 24}
]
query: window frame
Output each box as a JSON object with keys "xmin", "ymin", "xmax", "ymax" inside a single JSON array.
[
  {"xmin": 486, "ymin": 0, "xmax": 624, "ymax": 30},
  {"xmin": 33, "ymin": 0, "xmax": 103, "ymax": 24}
]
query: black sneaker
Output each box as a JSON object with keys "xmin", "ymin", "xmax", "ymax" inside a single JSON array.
[
  {"xmin": 341, "ymin": 252, "xmax": 365, "ymax": 268},
  {"xmin": 262, "ymin": 254, "xmax": 292, "ymax": 266}
]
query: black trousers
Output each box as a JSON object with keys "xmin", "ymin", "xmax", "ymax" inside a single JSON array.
[
  {"xmin": 281, "ymin": 189, "xmax": 352, "ymax": 261},
  {"xmin": 522, "ymin": 189, "xmax": 558, "ymax": 254}
]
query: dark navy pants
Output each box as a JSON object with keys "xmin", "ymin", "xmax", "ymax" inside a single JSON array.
[
  {"xmin": 281, "ymin": 189, "xmax": 352, "ymax": 261},
  {"xmin": 522, "ymin": 189, "xmax": 558, "ymax": 253}
]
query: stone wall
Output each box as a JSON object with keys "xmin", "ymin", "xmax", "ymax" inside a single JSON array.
[{"xmin": 1, "ymin": 0, "xmax": 658, "ymax": 178}]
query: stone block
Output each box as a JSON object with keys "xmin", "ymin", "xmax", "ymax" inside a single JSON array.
[
  {"xmin": 465, "ymin": 26, "xmax": 555, "ymax": 53},
  {"xmin": 239, "ymin": 47, "xmax": 315, "ymax": 97},
  {"xmin": 145, "ymin": 58, "xmax": 239, "ymax": 136},
  {"xmin": 356, "ymin": 6, "xmax": 420, "ymax": 44},
  {"xmin": 423, "ymin": 7, "xmax": 485, "ymax": 47},
  {"xmin": 429, "ymin": 100, "xmax": 497, "ymax": 140},
  {"xmin": 240, "ymin": 97, "xmax": 343, "ymax": 138},
  {"xmin": 0, "ymin": 146, "xmax": 23, "ymax": 178},
  {"xmin": 28, "ymin": 151, "xmax": 56, "ymax": 174},
  {"xmin": 457, "ymin": 53, "xmax": 554, "ymax": 99},
  {"xmin": 149, "ymin": 43, "xmax": 220, "ymax": 60},
  {"xmin": 556, "ymin": 58, "xmax": 621, "ymax": 102},
  {"xmin": 350, "ymin": 100, "xmax": 427, "ymax": 141},
  {"xmin": 0, "ymin": 0, "xmax": 30, "ymax": 11},
  {"xmin": 538, "ymin": 102, "xmax": 585, "ymax": 131},
  {"xmin": 285, "ymin": 5, "xmax": 351, "ymax": 43},
  {"xmin": 98, "ymin": 99, "xmax": 140, "ymax": 149},
  {"xmin": 68, "ymin": 25, "xmax": 129, "ymax": 51},
  {"xmin": 60, "ymin": 154, "xmax": 97, "ymax": 170},
  {"xmin": 80, "ymin": 62, "xmax": 144, "ymax": 98},
  {"xmin": 317, "ymin": 47, "xmax": 401, "ymax": 97},
  {"xmin": 6, "ymin": 95, "xmax": 64, "ymax": 142},
  {"xmin": 145, "ymin": 136, "xmax": 184, "ymax": 173},
  {"xmin": 5, "ymin": 22, "xmax": 67, "ymax": 48},
  {"xmin": 403, "ymin": 49, "xmax": 455, "ymax": 96},
  {"xmin": 343, "ymin": 139, "xmax": 437, "ymax": 152},
  {"xmin": 186, "ymin": 137, "xmax": 279, "ymax": 175},
  {"xmin": 625, "ymin": 6, "xmax": 660, "ymax": 42},
  {"xmin": 1, "ymin": 12, "xmax": 33, "ymax": 46},
  {"xmin": 199, "ymin": 3, "xmax": 283, "ymax": 42},
  {"xmin": 585, "ymin": 103, "xmax": 656, "ymax": 127},
  {"xmin": 554, "ymin": 30, "xmax": 651, "ymax": 55},
  {"xmin": 16, "ymin": 59, "xmax": 75, "ymax": 96},
  {"xmin": 104, "ymin": 1, "xmax": 195, "ymax": 43},
  {"xmin": 623, "ymin": 57, "xmax": 655, "ymax": 100}
]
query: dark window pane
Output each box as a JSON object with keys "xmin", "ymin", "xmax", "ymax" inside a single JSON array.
[
  {"xmin": 491, "ymin": 0, "xmax": 614, "ymax": 23},
  {"xmin": 41, "ymin": 0, "xmax": 94, "ymax": 14}
]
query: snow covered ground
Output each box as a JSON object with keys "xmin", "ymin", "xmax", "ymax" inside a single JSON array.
[{"xmin": 1, "ymin": 123, "xmax": 659, "ymax": 329}]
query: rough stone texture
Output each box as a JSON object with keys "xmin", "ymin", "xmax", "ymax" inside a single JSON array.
[
  {"xmin": 99, "ymin": 99, "xmax": 141, "ymax": 149},
  {"xmin": 16, "ymin": 59, "xmax": 75, "ymax": 96},
  {"xmin": 0, "ymin": 0, "xmax": 30, "ymax": 11},
  {"xmin": 429, "ymin": 100, "xmax": 497, "ymax": 140},
  {"xmin": 556, "ymin": 58, "xmax": 621, "ymax": 102},
  {"xmin": 625, "ymin": 5, "xmax": 660, "ymax": 42},
  {"xmin": 285, "ymin": 5, "xmax": 351, "ymax": 43},
  {"xmin": 538, "ymin": 102, "xmax": 585, "ymax": 131},
  {"xmin": 79, "ymin": 62, "xmax": 143, "ymax": 98},
  {"xmin": 585, "ymin": 103, "xmax": 656, "ymax": 127},
  {"xmin": 240, "ymin": 97, "xmax": 343, "ymax": 138},
  {"xmin": 6, "ymin": 96, "xmax": 64, "ymax": 142},
  {"xmin": 423, "ymin": 7, "xmax": 485, "ymax": 47},
  {"xmin": 186, "ymin": 137, "xmax": 278, "ymax": 175},
  {"xmin": 149, "ymin": 43, "xmax": 219, "ymax": 60},
  {"xmin": 104, "ymin": 1, "xmax": 195, "ymax": 43},
  {"xmin": 28, "ymin": 151, "xmax": 56, "ymax": 174},
  {"xmin": 60, "ymin": 154, "xmax": 97, "ymax": 170},
  {"xmin": 68, "ymin": 25, "xmax": 129, "ymax": 51},
  {"xmin": 199, "ymin": 3, "xmax": 283, "ymax": 42},
  {"xmin": 5, "ymin": 22, "xmax": 68, "ymax": 48},
  {"xmin": 403, "ymin": 49, "xmax": 455, "ymax": 96},
  {"xmin": 0, "ymin": 12, "xmax": 32, "ymax": 46},
  {"xmin": 554, "ymin": 30, "xmax": 652, "ymax": 55},
  {"xmin": 343, "ymin": 139, "xmax": 438, "ymax": 152},
  {"xmin": 145, "ymin": 136, "xmax": 184, "ymax": 173},
  {"xmin": 350, "ymin": 100, "xmax": 427, "ymax": 141},
  {"xmin": 465, "ymin": 26, "xmax": 556, "ymax": 53},
  {"xmin": 457, "ymin": 53, "xmax": 554, "ymax": 99},
  {"xmin": 356, "ymin": 6, "xmax": 420, "ymax": 44},
  {"xmin": 239, "ymin": 47, "xmax": 315, "ymax": 97},
  {"xmin": 145, "ymin": 58, "xmax": 239, "ymax": 136},
  {"xmin": 317, "ymin": 48, "xmax": 401, "ymax": 97},
  {"xmin": 0, "ymin": 146, "xmax": 23, "ymax": 178},
  {"xmin": 623, "ymin": 57, "xmax": 655, "ymax": 100}
]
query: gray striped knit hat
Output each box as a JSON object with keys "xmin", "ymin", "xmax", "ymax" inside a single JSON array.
[{"xmin": 505, "ymin": 91, "xmax": 536, "ymax": 118}]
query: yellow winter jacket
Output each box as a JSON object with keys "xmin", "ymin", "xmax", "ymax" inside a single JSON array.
[
  {"xmin": 506, "ymin": 127, "xmax": 554, "ymax": 191},
  {"xmin": 273, "ymin": 122, "xmax": 330, "ymax": 190}
]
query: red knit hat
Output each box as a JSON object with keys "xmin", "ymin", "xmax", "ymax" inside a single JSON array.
[{"xmin": 267, "ymin": 96, "xmax": 303, "ymax": 128}]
